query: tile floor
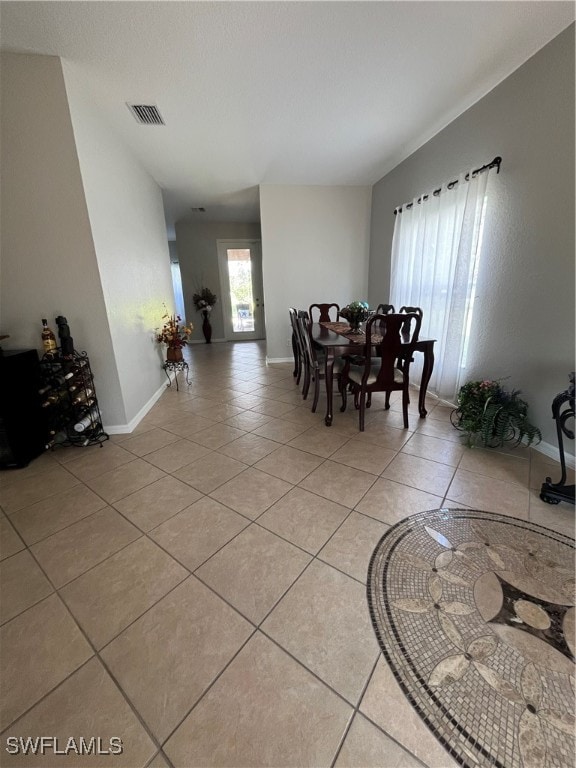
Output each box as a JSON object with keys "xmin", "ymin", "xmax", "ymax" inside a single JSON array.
[{"xmin": 0, "ymin": 341, "xmax": 574, "ymax": 767}]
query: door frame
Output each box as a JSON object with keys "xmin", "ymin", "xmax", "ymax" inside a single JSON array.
[{"xmin": 216, "ymin": 239, "xmax": 265, "ymax": 341}]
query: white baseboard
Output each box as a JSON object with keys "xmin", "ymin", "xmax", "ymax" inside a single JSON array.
[
  {"xmin": 104, "ymin": 379, "xmax": 169, "ymax": 435},
  {"xmin": 266, "ymin": 357, "xmax": 293, "ymax": 365},
  {"xmin": 532, "ymin": 439, "xmax": 575, "ymax": 469}
]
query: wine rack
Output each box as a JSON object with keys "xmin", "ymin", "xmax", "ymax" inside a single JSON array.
[{"xmin": 40, "ymin": 349, "xmax": 109, "ymax": 449}]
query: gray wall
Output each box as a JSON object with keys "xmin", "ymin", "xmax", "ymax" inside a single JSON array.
[
  {"xmin": 0, "ymin": 53, "xmax": 125, "ymax": 425},
  {"xmin": 175, "ymin": 219, "xmax": 261, "ymax": 343},
  {"xmin": 368, "ymin": 24, "xmax": 575, "ymax": 449}
]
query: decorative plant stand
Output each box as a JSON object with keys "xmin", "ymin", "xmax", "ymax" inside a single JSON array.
[
  {"xmin": 540, "ymin": 372, "xmax": 575, "ymax": 505},
  {"xmin": 162, "ymin": 359, "xmax": 190, "ymax": 392}
]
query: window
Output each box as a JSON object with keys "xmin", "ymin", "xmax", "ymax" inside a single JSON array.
[{"xmin": 390, "ymin": 165, "xmax": 496, "ymax": 403}]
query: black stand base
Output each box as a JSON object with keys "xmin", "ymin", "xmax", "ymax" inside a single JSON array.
[
  {"xmin": 540, "ymin": 481, "xmax": 575, "ymax": 506},
  {"xmin": 163, "ymin": 360, "xmax": 190, "ymax": 391}
]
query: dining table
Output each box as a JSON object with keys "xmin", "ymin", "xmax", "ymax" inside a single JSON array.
[{"xmin": 310, "ymin": 321, "xmax": 436, "ymax": 426}]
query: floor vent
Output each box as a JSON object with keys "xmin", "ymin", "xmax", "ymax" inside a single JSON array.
[{"xmin": 127, "ymin": 104, "xmax": 165, "ymax": 125}]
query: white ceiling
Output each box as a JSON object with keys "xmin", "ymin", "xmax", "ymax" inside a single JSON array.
[{"xmin": 1, "ymin": 1, "xmax": 574, "ymax": 237}]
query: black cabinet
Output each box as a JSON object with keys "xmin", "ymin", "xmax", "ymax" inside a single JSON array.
[{"xmin": 0, "ymin": 349, "xmax": 47, "ymax": 468}]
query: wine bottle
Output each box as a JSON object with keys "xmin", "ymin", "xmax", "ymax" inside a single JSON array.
[
  {"xmin": 72, "ymin": 388, "xmax": 94, "ymax": 405},
  {"xmin": 38, "ymin": 384, "xmax": 51, "ymax": 396},
  {"xmin": 41, "ymin": 319, "xmax": 57, "ymax": 354},
  {"xmin": 41, "ymin": 390, "xmax": 68, "ymax": 408},
  {"xmin": 73, "ymin": 406, "xmax": 99, "ymax": 432}
]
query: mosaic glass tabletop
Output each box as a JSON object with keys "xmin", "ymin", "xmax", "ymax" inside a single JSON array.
[{"xmin": 367, "ymin": 508, "xmax": 575, "ymax": 768}]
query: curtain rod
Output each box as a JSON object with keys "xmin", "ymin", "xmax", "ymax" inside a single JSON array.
[{"xmin": 394, "ymin": 156, "xmax": 502, "ymax": 215}]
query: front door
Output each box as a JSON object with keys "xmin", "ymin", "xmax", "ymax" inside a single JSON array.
[{"xmin": 217, "ymin": 240, "xmax": 265, "ymax": 340}]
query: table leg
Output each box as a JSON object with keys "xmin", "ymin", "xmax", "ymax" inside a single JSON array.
[
  {"xmin": 324, "ymin": 353, "xmax": 335, "ymax": 426},
  {"xmin": 418, "ymin": 344, "xmax": 435, "ymax": 417}
]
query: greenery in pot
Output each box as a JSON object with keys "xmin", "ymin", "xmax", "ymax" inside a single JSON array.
[{"xmin": 451, "ymin": 379, "xmax": 541, "ymax": 448}]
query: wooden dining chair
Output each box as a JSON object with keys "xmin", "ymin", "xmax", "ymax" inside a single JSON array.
[
  {"xmin": 376, "ymin": 303, "xmax": 395, "ymax": 315},
  {"xmin": 289, "ymin": 307, "xmax": 303, "ymax": 382},
  {"xmin": 339, "ymin": 312, "xmax": 422, "ymax": 430},
  {"xmin": 308, "ymin": 303, "xmax": 340, "ymax": 322},
  {"xmin": 298, "ymin": 312, "xmax": 342, "ymax": 412},
  {"xmin": 399, "ymin": 305, "xmax": 423, "ymax": 319}
]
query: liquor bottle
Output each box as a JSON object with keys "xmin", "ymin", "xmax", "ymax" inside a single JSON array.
[
  {"xmin": 73, "ymin": 406, "xmax": 99, "ymax": 432},
  {"xmin": 41, "ymin": 319, "xmax": 57, "ymax": 354}
]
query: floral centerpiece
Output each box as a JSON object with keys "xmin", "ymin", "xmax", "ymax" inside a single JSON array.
[
  {"xmin": 155, "ymin": 306, "xmax": 193, "ymax": 361},
  {"xmin": 192, "ymin": 287, "xmax": 218, "ymax": 343},
  {"xmin": 192, "ymin": 287, "xmax": 218, "ymax": 316},
  {"xmin": 339, "ymin": 300, "xmax": 370, "ymax": 333},
  {"xmin": 450, "ymin": 379, "xmax": 541, "ymax": 448}
]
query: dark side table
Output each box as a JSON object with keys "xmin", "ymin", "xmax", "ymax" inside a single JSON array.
[{"xmin": 162, "ymin": 360, "xmax": 190, "ymax": 392}]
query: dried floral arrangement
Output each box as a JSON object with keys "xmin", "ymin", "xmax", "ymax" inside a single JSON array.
[{"xmin": 155, "ymin": 306, "xmax": 193, "ymax": 348}]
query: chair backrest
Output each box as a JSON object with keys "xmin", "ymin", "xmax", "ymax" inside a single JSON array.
[
  {"xmin": 308, "ymin": 303, "xmax": 340, "ymax": 323},
  {"xmin": 376, "ymin": 303, "xmax": 395, "ymax": 315},
  {"xmin": 362, "ymin": 312, "xmax": 422, "ymax": 388},
  {"xmin": 297, "ymin": 311, "xmax": 319, "ymax": 370},
  {"xmin": 398, "ymin": 306, "xmax": 423, "ymax": 337},
  {"xmin": 399, "ymin": 305, "xmax": 423, "ymax": 318},
  {"xmin": 289, "ymin": 306, "xmax": 304, "ymax": 353}
]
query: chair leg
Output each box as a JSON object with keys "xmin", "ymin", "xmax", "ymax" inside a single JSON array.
[
  {"xmin": 312, "ymin": 372, "xmax": 320, "ymax": 413},
  {"xmin": 402, "ymin": 388, "xmax": 409, "ymax": 428},
  {"xmin": 302, "ymin": 363, "xmax": 310, "ymax": 400},
  {"xmin": 340, "ymin": 379, "xmax": 348, "ymax": 412},
  {"xmin": 296, "ymin": 353, "xmax": 302, "ymax": 385},
  {"xmin": 366, "ymin": 392, "xmax": 372, "ymax": 409},
  {"xmin": 291, "ymin": 333, "xmax": 298, "ymax": 377},
  {"xmin": 359, "ymin": 391, "xmax": 366, "ymax": 431},
  {"xmin": 385, "ymin": 391, "xmax": 391, "ymax": 410}
]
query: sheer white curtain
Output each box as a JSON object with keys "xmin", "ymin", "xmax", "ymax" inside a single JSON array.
[{"xmin": 390, "ymin": 168, "xmax": 493, "ymax": 403}]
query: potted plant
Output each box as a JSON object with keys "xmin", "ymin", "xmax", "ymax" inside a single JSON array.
[
  {"xmin": 155, "ymin": 306, "xmax": 193, "ymax": 361},
  {"xmin": 451, "ymin": 379, "xmax": 541, "ymax": 448},
  {"xmin": 192, "ymin": 287, "xmax": 218, "ymax": 343},
  {"xmin": 339, "ymin": 301, "xmax": 370, "ymax": 333}
]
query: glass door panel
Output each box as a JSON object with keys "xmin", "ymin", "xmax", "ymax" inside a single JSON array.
[{"xmin": 217, "ymin": 240, "xmax": 264, "ymax": 340}]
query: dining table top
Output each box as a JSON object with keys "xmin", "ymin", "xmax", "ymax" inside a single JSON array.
[{"xmin": 310, "ymin": 321, "xmax": 435, "ymax": 349}]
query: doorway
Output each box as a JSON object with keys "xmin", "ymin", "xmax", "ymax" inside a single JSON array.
[{"xmin": 217, "ymin": 240, "xmax": 265, "ymax": 341}]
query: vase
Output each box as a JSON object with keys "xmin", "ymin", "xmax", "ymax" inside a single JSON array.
[
  {"xmin": 202, "ymin": 312, "xmax": 212, "ymax": 343},
  {"xmin": 167, "ymin": 346, "xmax": 183, "ymax": 362}
]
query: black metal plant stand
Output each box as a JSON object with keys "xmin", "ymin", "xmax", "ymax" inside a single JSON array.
[
  {"xmin": 162, "ymin": 359, "xmax": 190, "ymax": 391},
  {"xmin": 540, "ymin": 372, "xmax": 575, "ymax": 505}
]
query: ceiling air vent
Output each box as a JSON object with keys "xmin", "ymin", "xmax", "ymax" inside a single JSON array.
[
  {"xmin": 127, "ymin": 103, "xmax": 165, "ymax": 125},
  {"xmin": 191, "ymin": 207, "xmax": 206, "ymax": 212}
]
